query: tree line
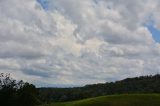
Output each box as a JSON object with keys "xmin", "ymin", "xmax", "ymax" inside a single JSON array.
[
  {"xmin": 1, "ymin": 73, "xmax": 160, "ymax": 105},
  {"xmin": 38, "ymin": 74, "xmax": 160, "ymax": 103}
]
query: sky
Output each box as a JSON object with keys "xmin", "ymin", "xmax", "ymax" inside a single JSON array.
[{"xmin": 0, "ymin": 0, "xmax": 160, "ymax": 87}]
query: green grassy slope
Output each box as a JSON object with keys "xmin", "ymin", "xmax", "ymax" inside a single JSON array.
[{"xmin": 40, "ymin": 94, "xmax": 160, "ymax": 106}]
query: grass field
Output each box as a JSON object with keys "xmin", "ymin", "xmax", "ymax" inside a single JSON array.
[{"xmin": 40, "ymin": 94, "xmax": 160, "ymax": 106}]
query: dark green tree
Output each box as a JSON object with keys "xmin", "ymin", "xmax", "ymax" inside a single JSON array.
[
  {"xmin": 0, "ymin": 73, "xmax": 40, "ymax": 106},
  {"xmin": 17, "ymin": 82, "xmax": 40, "ymax": 106}
]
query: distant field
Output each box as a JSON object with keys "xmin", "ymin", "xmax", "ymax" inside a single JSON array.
[{"xmin": 40, "ymin": 94, "xmax": 160, "ymax": 106}]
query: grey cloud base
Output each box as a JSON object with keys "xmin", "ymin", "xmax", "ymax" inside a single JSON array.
[{"xmin": 0, "ymin": 0, "xmax": 160, "ymax": 87}]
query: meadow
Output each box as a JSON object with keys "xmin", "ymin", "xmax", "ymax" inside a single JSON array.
[{"xmin": 40, "ymin": 94, "xmax": 160, "ymax": 106}]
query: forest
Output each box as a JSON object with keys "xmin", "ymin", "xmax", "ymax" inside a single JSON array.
[
  {"xmin": 1, "ymin": 73, "xmax": 160, "ymax": 106},
  {"xmin": 38, "ymin": 74, "xmax": 160, "ymax": 103}
]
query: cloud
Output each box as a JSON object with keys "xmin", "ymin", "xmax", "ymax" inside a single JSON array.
[{"xmin": 0, "ymin": 0, "xmax": 160, "ymax": 87}]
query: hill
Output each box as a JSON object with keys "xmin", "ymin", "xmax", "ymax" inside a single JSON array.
[
  {"xmin": 40, "ymin": 94, "xmax": 160, "ymax": 106},
  {"xmin": 38, "ymin": 74, "xmax": 160, "ymax": 103}
]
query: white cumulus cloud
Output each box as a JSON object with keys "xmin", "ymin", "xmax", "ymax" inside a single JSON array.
[{"xmin": 0, "ymin": 0, "xmax": 160, "ymax": 87}]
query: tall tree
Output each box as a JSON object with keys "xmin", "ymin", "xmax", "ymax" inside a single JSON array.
[{"xmin": 0, "ymin": 73, "xmax": 40, "ymax": 106}]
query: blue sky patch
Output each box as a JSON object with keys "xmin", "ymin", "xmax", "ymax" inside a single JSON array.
[
  {"xmin": 37, "ymin": 0, "xmax": 49, "ymax": 10},
  {"xmin": 147, "ymin": 25, "xmax": 160, "ymax": 43}
]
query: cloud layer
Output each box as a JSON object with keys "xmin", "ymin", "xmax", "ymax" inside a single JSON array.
[{"xmin": 0, "ymin": 0, "xmax": 160, "ymax": 87}]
